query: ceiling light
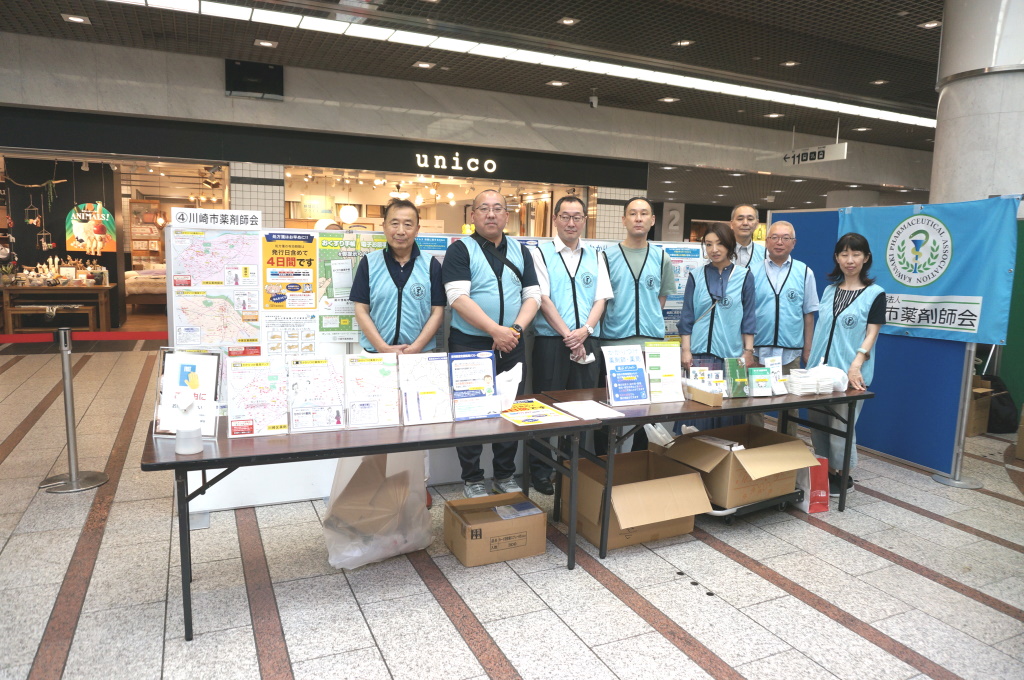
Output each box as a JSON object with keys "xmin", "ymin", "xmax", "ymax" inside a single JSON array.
[
  {"xmin": 299, "ymin": 17, "xmax": 349, "ymax": 34},
  {"xmin": 898, "ymin": 189, "xmax": 910, "ymax": 193},
  {"xmin": 62, "ymin": 14, "xmax": 91, "ymax": 24},
  {"xmin": 559, "ymin": 17, "xmax": 579, "ymax": 26},
  {"xmin": 661, "ymin": 166, "xmax": 675, "ymax": 170},
  {"xmin": 715, "ymin": 194, "xmax": 725, "ymax": 197},
  {"xmin": 719, "ymin": 185, "xmax": 732, "ymax": 189},
  {"xmin": 344, "ymin": 24, "xmax": 395, "ymax": 41},
  {"xmin": 446, "ymin": 192, "xmax": 455, "ymax": 199},
  {"xmin": 160, "ymin": 172, "xmax": 165, "ymax": 176},
  {"xmin": 254, "ymin": 39, "xmax": 278, "ymax": 48},
  {"xmin": 80, "ymin": 162, "xmax": 90, "ymax": 171},
  {"xmin": 672, "ymin": 40, "xmax": 695, "ymax": 47},
  {"xmin": 804, "ymin": 201, "xmax": 813, "ymax": 204},
  {"xmin": 413, "ymin": 61, "xmax": 436, "ymax": 69},
  {"xmin": 662, "ymin": 180, "xmax": 674, "ymax": 184},
  {"xmin": 781, "ymin": 61, "xmax": 800, "ymax": 67},
  {"xmin": 148, "ymin": 168, "xmax": 154, "ymax": 173},
  {"xmin": 389, "ymin": 31, "xmax": 436, "ymax": 46},
  {"xmin": 848, "ymin": 184, "xmax": 859, "ymax": 188},
  {"xmin": 710, "ymin": 201, "xmax": 718, "ymax": 203},
  {"xmin": 765, "ymin": 113, "xmax": 784, "ymax": 118},
  {"xmin": 200, "ymin": 2, "xmax": 251, "ymax": 20},
  {"xmin": 772, "ymin": 189, "xmax": 783, "ymax": 193},
  {"xmin": 791, "ymin": 179, "xmax": 806, "ymax": 182},
  {"xmin": 104, "ymin": 0, "xmax": 145, "ymax": 5},
  {"xmin": 870, "ymin": 79, "xmax": 890, "ymax": 85},
  {"xmin": 251, "ymin": 8, "xmax": 302, "ymax": 27},
  {"xmin": 449, "ymin": 200, "xmax": 456, "ymax": 206},
  {"xmin": 666, "ymin": 190, "xmax": 676, "ymax": 193},
  {"xmin": 430, "ymin": 37, "xmax": 479, "ymax": 53},
  {"xmin": 729, "ymin": 173, "xmax": 743, "ymax": 176},
  {"xmin": 658, "ymin": 97, "xmax": 680, "ymax": 103},
  {"xmin": 853, "ymin": 127, "xmax": 871, "ymax": 132},
  {"xmin": 148, "ymin": 0, "xmax": 199, "ymax": 13},
  {"xmin": 918, "ymin": 20, "xmax": 942, "ymax": 29},
  {"xmin": 542, "ymin": 55, "xmax": 591, "ymax": 69},
  {"xmin": 285, "ymin": 172, "xmax": 292, "ymax": 177},
  {"xmin": 468, "ymin": 43, "xmax": 517, "ymax": 58},
  {"xmin": 547, "ymin": 80, "xmax": 568, "ymax": 87},
  {"xmin": 574, "ymin": 61, "xmax": 617, "ymax": 74},
  {"xmin": 505, "ymin": 50, "xmax": 555, "ymax": 64},
  {"xmin": 757, "ymin": 171, "xmax": 772, "ymax": 175}
]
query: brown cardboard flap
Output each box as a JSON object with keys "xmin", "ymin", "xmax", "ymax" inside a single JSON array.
[
  {"xmin": 651, "ymin": 440, "xmax": 731, "ymax": 474},
  {"xmin": 610, "ymin": 473, "xmax": 711, "ymax": 529},
  {"xmin": 733, "ymin": 444, "xmax": 819, "ymax": 481},
  {"xmin": 972, "ymin": 387, "xmax": 995, "ymax": 398}
]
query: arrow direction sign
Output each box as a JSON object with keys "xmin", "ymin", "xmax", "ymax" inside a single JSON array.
[{"xmin": 783, "ymin": 142, "xmax": 848, "ymax": 166}]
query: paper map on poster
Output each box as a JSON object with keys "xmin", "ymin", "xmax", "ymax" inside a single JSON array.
[
  {"xmin": 172, "ymin": 288, "xmax": 260, "ymax": 347},
  {"xmin": 344, "ymin": 354, "xmax": 401, "ymax": 428},
  {"xmin": 170, "ymin": 229, "xmax": 261, "ymax": 287},
  {"xmin": 398, "ymin": 353, "xmax": 453, "ymax": 425},
  {"xmin": 603, "ymin": 345, "xmax": 651, "ymax": 406},
  {"xmin": 155, "ymin": 350, "xmax": 220, "ymax": 436},
  {"xmin": 287, "ymin": 356, "xmax": 346, "ymax": 432},
  {"xmin": 227, "ymin": 357, "xmax": 289, "ymax": 437}
]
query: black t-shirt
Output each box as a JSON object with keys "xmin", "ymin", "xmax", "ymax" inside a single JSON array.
[{"xmin": 833, "ymin": 288, "xmax": 887, "ymax": 325}]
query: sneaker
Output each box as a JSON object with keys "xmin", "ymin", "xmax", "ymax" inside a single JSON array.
[
  {"xmin": 463, "ymin": 481, "xmax": 488, "ymax": 499},
  {"xmin": 828, "ymin": 473, "xmax": 854, "ymax": 498},
  {"xmin": 492, "ymin": 476, "xmax": 523, "ymax": 494}
]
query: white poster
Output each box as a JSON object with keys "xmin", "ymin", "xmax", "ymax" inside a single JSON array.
[
  {"xmin": 398, "ymin": 353, "xmax": 453, "ymax": 425},
  {"xmin": 644, "ymin": 341, "xmax": 684, "ymax": 404},
  {"xmin": 226, "ymin": 357, "xmax": 289, "ymax": 437},
  {"xmin": 344, "ymin": 354, "xmax": 401, "ymax": 428},
  {"xmin": 287, "ymin": 356, "xmax": 346, "ymax": 432}
]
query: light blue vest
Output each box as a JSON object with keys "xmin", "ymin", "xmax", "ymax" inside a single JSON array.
[
  {"xmin": 808, "ymin": 284, "xmax": 885, "ymax": 385},
  {"xmin": 736, "ymin": 242, "xmax": 766, "ymax": 276},
  {"xmin": 690, "ymin": 264, "xmax": 749, "ymax": 358},
  {"xmin": 534, "ymin": 242, "xmax": 602, "ymax": 337},
  {"xmin": 754, "ymin": 259, "xmax": 807, "ymax": 349},
  {"xmin": 360, "ymin": 248, "xmax": 435, "ymax": 352},
  {"xmin": 601, "ymin": 245, "xmax": 666, "ymax": 340},
  {"xmin": 450, "ymin": 235, "xmax": 524, "ymax": 337}
]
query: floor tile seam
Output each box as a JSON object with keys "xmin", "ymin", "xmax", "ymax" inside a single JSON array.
[
  {"xmin": 339, "ymin": 568, "xmax": 399, "ymax": 680},
  {"xmin": 0, "ymin": 354, "xmax": 92, "ymax": 467},
  {"xmin": 690, "ymin": 527, "xmax": 965, "ymax": 680},
  {"xmin": 787, "ymin": 510, "xmax": 1024, "ymax": 624},
  {"xmin": 855, "ymin": 486, "xmax": 1024, "ymax": 555},
  {"xmin": 0, "ymin": 355, "xmax": 25, "ymax": 376},
  {"xmin": 280, "ymin": 643, "xmax": 381, "ymax": 668},
  {"xmin": 982, "ymin": 433, "xmax": 1016, "ymax": 444},
  {"xmin": 964, "ymin": 452, "xmax": 1007, "ymax": 467},
  {"xmin": 545, "ymin": 525, "xmax": 746, "ymax": 680},
  {"xmin": 234, "ymin": 506, "xmax": 295, "ymax": 680},
  {"xmin": 409, "ymin": 550, "xmax": 522, "ymax": 680},
  {"xmin": 24, "ymin": 353, "xmax": 154, "ymax": 680}
]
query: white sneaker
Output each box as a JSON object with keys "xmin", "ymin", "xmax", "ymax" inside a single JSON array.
[
  {"xmin": 463, "ymin": 481, "xmax": 488, "ymax": 498},
  {"xmin": 491, "ymin": 476, "xmax": 522, "ymax": 494}
]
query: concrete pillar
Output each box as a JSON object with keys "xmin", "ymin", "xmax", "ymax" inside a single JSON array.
[
  {"xmin": 931, "ymin": 0, "xmax": 1024, "ymax": 203},
  {"xmin": 825, "ymin": 190, "xmax": 880, "ymax": 209}
]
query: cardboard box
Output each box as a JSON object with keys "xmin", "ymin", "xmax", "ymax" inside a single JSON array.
[
  {"xmin": 560, "ymin": 451, "xmax": 711, "ymax": 550},
  {"xmin": 966, "ymin": 375, "xmax": 994, "ymax": 437},
  {"xmin": 683, "ymin": 381, "xmax": 724, "ymax": 407},
  {"xmin": 650, "ymin": 424, "xmax": 820, "ymax": 509},
  {"xmin": 443, "ymin": 492, "xmax": 546, "ymax": 567},
  {"xmin": 324, "ymin": 456, "xmax": 410, "ymax": 537}
]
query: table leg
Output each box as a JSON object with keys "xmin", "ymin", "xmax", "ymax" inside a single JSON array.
[
  {"xmin": 552, "ymin": 436, "xmax": 563, "ymax": 524},
  {"xmin": 522, "ymin": 439, "xmax": 532, "ymax": 497},
  {"xmin": 838, "ymin": 401, "xmax": 855, "ymax": 512},
  {"xmin": 567, "ymin": 432, "xmax": 579, "ymax": 570},
  {"xmin": 599, "ymin": 425, "xmax": 618, "ymax": 559},
  {"xmin": 99, "ymin": 290, "xmax": 110, "ymax": 331},
  {"xmin": 779, "ymin": 408, "xmax": 790, "ymax": 433},
  {"xmin": 174, "ymin": 470, "xmax": 194, "ymax": 641}
]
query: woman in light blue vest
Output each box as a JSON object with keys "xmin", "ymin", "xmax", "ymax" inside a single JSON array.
[
  {"xmin": 678, "ymin": 222, "xmax": 756, "ymax": 429},
  {"xmin": 807, "ymin": 232, "xmax": 885, "ymax": 497}
]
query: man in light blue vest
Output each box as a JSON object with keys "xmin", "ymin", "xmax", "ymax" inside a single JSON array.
[
  {"xmin": 350, "ymin": 199, "xmax": 445, "ymax": 354},
  {"xmin": 731, "ymin": 204, "xmax": 766, "ymax": 274},
  {"xmin": 527, "ymin": 195, "xmax": 613, "ymax": 494},
  {"xmin": 442, "ymin": 190, "xmax": 542, "ymax": 498},
  {"xmin": 750, "ymin": 220, "xmax": 819, "ymax": 434}
]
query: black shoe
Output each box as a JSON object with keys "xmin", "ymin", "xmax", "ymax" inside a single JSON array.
[
  {"xmin": 828, "ymin": 473, "xmax": 854, "ymax": 498},
  {"xmin": 532, "ymin": 476, "xmax": 555, "ymax": 496}
]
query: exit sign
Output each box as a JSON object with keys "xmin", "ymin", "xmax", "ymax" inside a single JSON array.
[{"xmin": 783, "ymin": 142, "xmax": 847, "ymax": 166}]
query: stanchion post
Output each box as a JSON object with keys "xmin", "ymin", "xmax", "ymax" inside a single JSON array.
[{"xmin": 39, "ymin": 327, "xmax": 109, "ymax": 493}]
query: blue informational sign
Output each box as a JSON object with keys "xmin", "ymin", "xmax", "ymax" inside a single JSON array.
[{"xmin": 839, "ymin": 196, "xmax": 1020, "ymax": 344}]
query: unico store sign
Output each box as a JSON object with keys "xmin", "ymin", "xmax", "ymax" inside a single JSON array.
[{"xmin": 414, "ymin": 151, "xmax": 497, "ymax": 174}]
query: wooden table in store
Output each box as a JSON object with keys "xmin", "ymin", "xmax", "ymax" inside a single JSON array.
[
  {"xmin": 142, "ymin": 408, "xmax": 602, "ymax": 641},
  {"xmin": 541, "ymin": 388, "xmax": 874, "ymax": 558},
  {"xmin": 1, "ymin": 283, "xmax": 117, "ymax": 332}
]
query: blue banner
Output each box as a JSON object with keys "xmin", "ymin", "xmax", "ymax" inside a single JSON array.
[{"xmin": 839, "ymin": 197, "xmax": 1020, "ymax": 344}]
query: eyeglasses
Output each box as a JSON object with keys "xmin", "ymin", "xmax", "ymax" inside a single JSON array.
[
  {"xmin": 766, "ymin": 235, "xmax": 795, "ymax": 243},
  {"xmin": 473, "ymin": 205, "xmax": 507, "ymax": 216},
  {"xmin": 557, "ymin": 214, "xmax": 586, "ymax": 224}
]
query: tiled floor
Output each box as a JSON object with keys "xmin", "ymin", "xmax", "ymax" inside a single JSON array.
[{"xmin": 2, "ymin": 349, "xmax": 1024, "ymax": 679}]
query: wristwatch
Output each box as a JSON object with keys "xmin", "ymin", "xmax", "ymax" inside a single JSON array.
[
  {"xmin": 510, "ymin": 323, "xmax": 523, "ymax": 336},
  {"xmin": 583, "ymin": 323, "xmax": 595, "ymax": 336}
]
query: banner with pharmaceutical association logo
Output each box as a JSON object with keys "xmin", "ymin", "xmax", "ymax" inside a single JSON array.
[{"xmin": 838, "ymin": 196, "xmax": 1020, "ymax": 344}]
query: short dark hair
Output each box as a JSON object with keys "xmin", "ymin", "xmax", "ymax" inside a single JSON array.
[
  {"xmin": 553, "ymin": 195, "xmax": 586, "ymax": 216},
  {"xmin": 828, "ymin": 232, "xmax": 875, "ymax": 285},
  {"xmin": 731, "ymin": 204, "xmax": 759, "ymax": 221},
  {"xmin": 623, "ymin": 196, "xmax": 653, "ymax": 215},
  {"xmin": 703, "ymin": 222, "xmax": 737, "ymax": 259},
  {"xmin": 384, "ymin": 198, "xmax": 420, "ymax": 222}
]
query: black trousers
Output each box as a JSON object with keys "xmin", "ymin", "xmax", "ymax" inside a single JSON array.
[
  {"xmin": 527, "ymin": 336, "xmax": 601, "ymax": 475},
  {"xmin": 450, "ymin": 337, "xmax": 527, "ymax": 482}
]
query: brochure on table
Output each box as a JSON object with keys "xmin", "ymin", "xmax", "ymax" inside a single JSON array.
[
  {"xmin": 644, "ymin": 341, "xmax": 685, "ymax": 403},
  {"xmin": 288, "ymin": 356, "xmax": 346, "ymax": 432},
  {"xmin": 603, "ymin": 345, "xmax": 651, "ymax": 406},
  {"xmin": 399, "ymin": 353, "xmax": 453, "ymax": 425},
  {"xmin": 450, "ymin": 351, "xmax": 501, "ymax": 420},
  {"xmin": 500, "ymin": 399, "xmax": 576, "ymax": 426},
  {"xmin": 344, "ymin": 354, "xmax": 401, "ymax": 429},
  {"xmin": 154, "ymin": 349, "xmax": 221, "ymax": 437}
]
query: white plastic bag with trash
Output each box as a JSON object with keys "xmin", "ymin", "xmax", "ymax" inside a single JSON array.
[
  {"xmin": 807, "ymin": 362, "xmax": 849, "ymax": 392},
  {"xmin": 322, "ymin": 451, "xmax": 431, "ymax": 570}
]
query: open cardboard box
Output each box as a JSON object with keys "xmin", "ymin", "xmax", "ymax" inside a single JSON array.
[
  {"xmin": 650, "ymin": 424, "xmax": 820, "ymax": 509},
  {"xmin": 444, "ymin": 492, "xmax": 546, "ymax": 567},
  {"xmin": 324, "ymin": 456, "xmax": 409, "ymax": 536},
  {"xmin": 966, "ymin": 375, "xmax": 994, "ymax": 437},
  {"xmin": 561, "ymin": 451, "xmax": 711, "ymax": 550},
  {"xmin": 683, "ymin": 381, "xmax": 724, "ymax": 407}
]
